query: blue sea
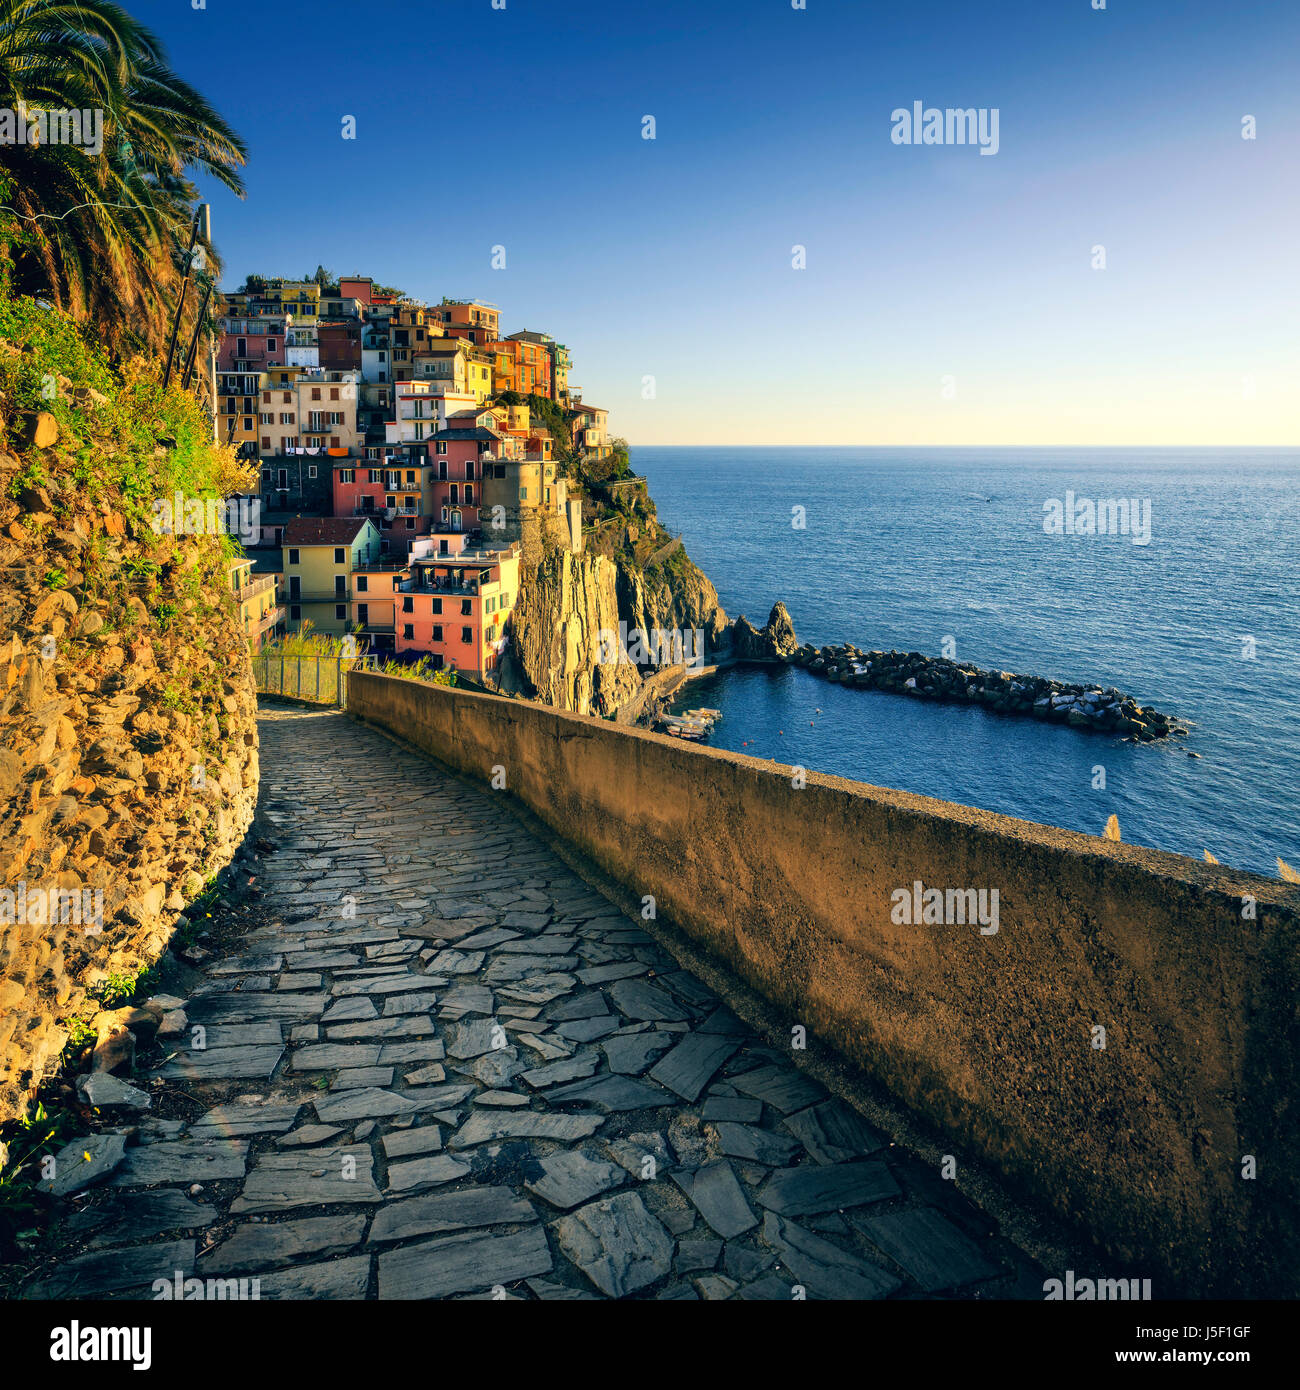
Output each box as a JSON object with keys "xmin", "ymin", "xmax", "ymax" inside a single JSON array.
[{"xmin": 636, "ymin": 448, "xmax": 1300, "ymax": 877}]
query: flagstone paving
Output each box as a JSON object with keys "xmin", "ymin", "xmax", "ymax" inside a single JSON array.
[{"xmin": 35, "ymin": 705, "xmax": 1046, "ymax": 1301}]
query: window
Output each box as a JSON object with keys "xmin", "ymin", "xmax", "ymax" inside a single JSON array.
[
  {"xmin": 465, "ymin": 485, "xmax": 474, "ymax": 505},
  {"xmin": 461, "ymin": 626, "xmax": 473, "ymax": 644},
  {"xmin": 262, "ymin": 390, "xmax": 271, "ymax": 404},
  {"xmin": 461, "ymin": 599, "xmax": 472, "ymax": 617},
  {"xmin": 334, "ymin": 548, "xmax": 345, "ymax": 563},
  {"xmin": 356, "ymin": 576, "xmax": 368, "ymax": 592},
  {"xmin": 262, "ymin": 469, "xmax": 272, "ymax": 483},
  {"xmin": 330, "ymin": 388, "xmax": 339, "ymax": 401},
  {"xmin": 262, "ymin": 436, "xmax": 271, "ymax": 450},
  {"xmin": 336, "ymin": 605, "xmax": 346, "ymax": 620},
  {"xmin": 290, "ymin": 604, "xmax": 301, "ymax": 620},
  {"xmin": 268, "ymin": 339, "xmax": 277, "ymax": 352},
  {"xmin": 282, "ymin": 392, "xmax": 291, "ymax": 403},
  {"xmin": 405, "ymin": 470, "xmax": 415, "ymax": 484},
  {"xmin": 308, "ymin": 465, "xmax": 317, "ymax": 478},
  {"xmin": 432, "ymin": 598, "xmax": 443, "ymax": 615},
  {"xmin": 403, "ymin": 624, "xmax": 414, "ymax": 640},
  {"xmin": 340, "ymin": 469, "xmax": 354, "ymax": 483},
  {"xmin": 288, "ymin": 549, "xmax": 300, "ymax": 565},
  {"xmin": 432, "ymin": 624, "xmax": 443, "ymax": 641},
  {"xmin": 311, "ymin": 388, "xmax": 321, "ymax": 400},
  {"xmin": 405, "ymin": 518, "xmax": 415, "ymax": 529},
  {"xmin": 402, "ymin": 597, "xmax": 413, "ymax": 613},
  {"xmin": 519, "ymin": 487, "xmax": 528, "ymax": 500},
  {"xmin": 436, "ymin": 441, "xmax": 447, "ymax": 455},
  {"xmin": 335, "ymin": 575, "xmax": 346, "ymax": 598}
]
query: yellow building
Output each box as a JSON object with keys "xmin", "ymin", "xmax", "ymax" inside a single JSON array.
[
  {"xmin": 279, "ymin": 280, "xmax": 321, "ymax": 325},
  {"xmin": 230, "ymin": 558, "xmax": 284, "ymax": 649},
  {"xmin": 413, "ymin": 340, "xmax": 494, "ymax": 402},
  {"xmin": 217, "ymin": 370, "xmax": 266, "ymax": 453},
  {"xmin": 281, "ymin": 516, "xmax": 382, "ymax": 635}
]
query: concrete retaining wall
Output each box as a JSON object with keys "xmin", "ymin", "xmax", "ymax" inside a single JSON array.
[{"xmin": 348, "ymin": 670, "xmax": 1300, "ymax": 1296}]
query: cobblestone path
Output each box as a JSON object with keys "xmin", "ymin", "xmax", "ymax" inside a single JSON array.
[{"xmin": 38, "ymin": 706, "xmax": 1045, "ymax": 1300}]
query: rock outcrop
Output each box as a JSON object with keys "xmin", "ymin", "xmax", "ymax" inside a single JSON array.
[
  {"xmin": 503, "ymin": 542, "xmax": 728, "ymax": 718},
  {"xmin": 730, "ymin": 602, "xmax": 798, "ymax": 661}
]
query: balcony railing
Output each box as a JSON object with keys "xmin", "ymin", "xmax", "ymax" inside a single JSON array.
[
  {"xmin": 287, "ymin": 589, "xmax": 351, "ymax": 603},
  {"xmin": 397, "ymin": 578, "xmax": 480, "ymax": 597},
  {"xmin": 236, "ymin": 574, "xmax": 278, "ymax": 601}
]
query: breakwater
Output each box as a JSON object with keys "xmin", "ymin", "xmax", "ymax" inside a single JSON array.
[{"xmin": 786, "ymin": 643, "xmax": 1183, "ymax": 740}]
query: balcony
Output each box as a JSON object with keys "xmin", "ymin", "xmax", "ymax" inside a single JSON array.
[
  {"xmin": 397, "ymin": 578, "xmax": 480, "ymax": 598},
  {"xmin": 353, "ymin": 559, "xmax": 409, "ymax": 573},
  {"xmin": 255, "ymin": 605, "xmax": 285, "ymax": 634},
  {"xmin": 236, "ymin": 574, "xmax": 278, "ymax": 601}
]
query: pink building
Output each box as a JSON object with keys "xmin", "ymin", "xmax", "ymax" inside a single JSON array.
[
  {"xmin": 332, "ymin": 459, "xmax": 432, "ymax": 554},
  {"xmin": 217, "ymin": 317, "xmax": 285, "ymax": 372},
  {"xmin": 392, "ymin": 546, "xmax": 521, "ymax": 680}
]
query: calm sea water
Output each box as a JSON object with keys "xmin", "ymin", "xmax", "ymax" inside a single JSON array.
[{"xmin": 636, "ymin": 448, "xmax": 1300, "ymax": 877}]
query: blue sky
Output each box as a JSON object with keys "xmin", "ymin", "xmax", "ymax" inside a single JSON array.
[{"xmin": 138, "ymin": 0, "xmax": 1300, "ymax": 444}]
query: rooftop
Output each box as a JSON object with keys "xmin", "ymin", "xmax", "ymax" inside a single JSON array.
[{"xmin": 283, "ymin": 516, "xmax": 375, "ymax": 546}]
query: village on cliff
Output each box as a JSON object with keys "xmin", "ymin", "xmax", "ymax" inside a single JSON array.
[{"xmin": 217, "ymin": 274, "xmax": 620, "ymax": 685}]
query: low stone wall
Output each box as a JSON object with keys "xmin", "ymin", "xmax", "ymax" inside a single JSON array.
[{"xmin": 348, "ymin": 671, "xmax": 1300, "ymax": 1297}]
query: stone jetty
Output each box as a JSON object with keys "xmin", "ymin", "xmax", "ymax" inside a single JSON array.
[{"xmin": 785, "ymin": 643, "xmax": 1183, "ymax": 740}]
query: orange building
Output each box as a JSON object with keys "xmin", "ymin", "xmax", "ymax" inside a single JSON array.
[
  {"xmin": 431, "ymin": 299, "xmax": 500, "ymax": 347},
  {"xmin": 489, "ymin": 336, "xmax": 553, "ymax": 399}
]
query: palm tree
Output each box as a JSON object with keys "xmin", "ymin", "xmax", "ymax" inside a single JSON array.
[{"xmin": 0, "ymin": 0, "xmax": 246, "ymax": 356}]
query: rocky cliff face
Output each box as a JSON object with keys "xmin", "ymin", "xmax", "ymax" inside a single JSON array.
[
  {"xmin": 504, "ymin": 543, "xmax": 729, "ymax": 717},
  {"xmin": 0, "ymin": 308, "xmax": 259, "ymax": 1123}
]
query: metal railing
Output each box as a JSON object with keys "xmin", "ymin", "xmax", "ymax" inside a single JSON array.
[{"xmin": 253, "ymin": 653, "xmax": 377, "ymax": 707}]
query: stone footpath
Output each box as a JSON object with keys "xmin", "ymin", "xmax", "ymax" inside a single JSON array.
[{"xmin": 32, "ymin": 705, "xmax": 1046, "ymax": 1301}]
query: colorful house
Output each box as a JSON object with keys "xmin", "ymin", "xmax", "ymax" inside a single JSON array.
[
  {"xmin": 281, "ymin": 516, "xmax": 382, "ymax": 635},
  {"xmin": 217, "ymin": 370, "xmax": 265, "ymax": 455},
  {"xmin": 569, "ymin": 400, "xmax": 611, "ymax": 458},
  {"xmin": 431, "ymin": 298, "xmax": 500, "ymax": 346},
  {"xmin": 393, "ymin": 545, "xmax": 521, "ymax": 680},
  {"xmin": 331, "ymin": 460, "xmax": 432, "ymax": 553},
  {"xmin": 230, "ymin": 558, "xmax": 284, "ymax": 649},
  {"xmin": 489, "ymin": 335, "xmax": 552, "ymax": 398}
]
